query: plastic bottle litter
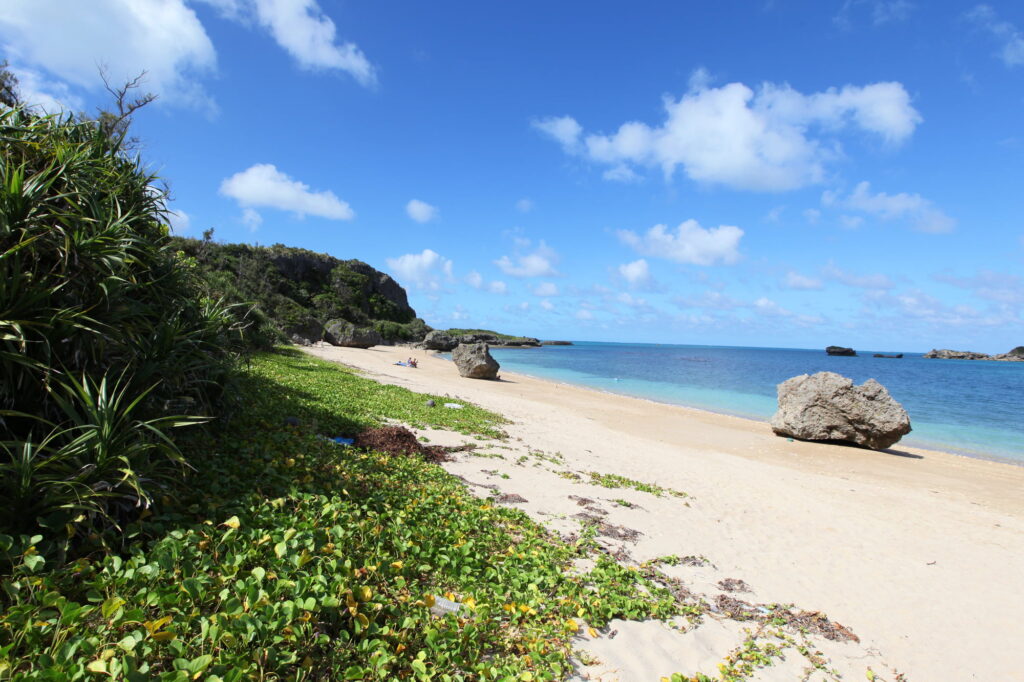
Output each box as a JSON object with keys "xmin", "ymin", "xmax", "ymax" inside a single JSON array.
[
  {"xmin": 429, "ymin": 596, "xmax": 464, "ymax": 617},
  {"xmin": 332, "ymin": 436, "xmax": 355, "ymax": 445},
  {"xmin": 443, "ymin": 403, "xmax": 463, "ymax": 409}
]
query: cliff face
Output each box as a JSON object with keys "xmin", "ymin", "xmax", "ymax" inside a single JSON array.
[{"xmin": 172, "ymin": 237, "xmax": 428, "ymax": 343}]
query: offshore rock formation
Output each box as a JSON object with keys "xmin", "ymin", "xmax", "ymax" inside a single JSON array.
[
  {"xmin": 452, "ymin": 343, "xmax": 500, "ymax": 380},
  {"xmin": 924, "ymin": 347, "xmax": 1024, "ymax": 361},
  {"xmin": 771, "ymin": 372, "xmax": 911, "ymax": 450},
  {"xmin": 825, "ymin": 346, "xmax": 857, "ymax": 356}
]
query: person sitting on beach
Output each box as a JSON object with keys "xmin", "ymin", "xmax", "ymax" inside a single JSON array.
[{"xmin": 409, "ymin": 357, "xmax": 418, "ymax": 368}]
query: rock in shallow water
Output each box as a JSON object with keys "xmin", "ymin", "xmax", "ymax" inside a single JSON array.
[
  {"xmin": 452, "ymin": 342, "xmax": 500, "ymax": 380},
  {"xmin": 771, "ymin": 371, "xmax": 911, "ymax": 450}
]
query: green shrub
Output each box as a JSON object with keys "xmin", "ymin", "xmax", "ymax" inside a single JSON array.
[{"xmin": 0, "ymin": 108, "xmax": 243, "ymax": 558}]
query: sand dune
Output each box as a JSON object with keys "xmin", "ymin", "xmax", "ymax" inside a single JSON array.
[{"xmin": 304, "ymin": 344, "xmax": 1024, "ymax": 681}]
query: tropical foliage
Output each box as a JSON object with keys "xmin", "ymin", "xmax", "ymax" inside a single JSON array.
[{"xmin": 0, "ymin": 107, "xmax": 245, "ymax": 559}]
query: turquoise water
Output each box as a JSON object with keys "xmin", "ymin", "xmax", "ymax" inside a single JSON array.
[{"xmin": 484, "ymin": 342, "xmax": 1024, "ymax": 463}]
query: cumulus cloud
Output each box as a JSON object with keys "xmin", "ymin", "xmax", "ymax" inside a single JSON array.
[
  {"xmin": 167, "ymin": 208, "xmax": 191, "ymax": 234},
  {"xmin": 465, "ymin": 271, "xmax": 483, "ymax": 289},
  {"xmin": 0, "ymin": 0, "xmax": 216, "ymax": 108},
  {"xmin": 967, "ymin": 5, "xmax": 1024, "ymax": 68},
  {"xmin": 803, "ymin": 208, "xmax": 822, "ymax": 224},
  {"xmin": 531, "ymin": 115, "xmax": 582, "ymax": 153},
  {"xmin": 5, "ymin": 65, "xmax": 83, "ymax": 112},
  {"xmin": 494, "ymin": 240, "xmax": 559, "ymax": 278},
  {"xmin": 674, "ymin": 290, "xmax": 746, "ymax": 311},
  {"xmin": 220, "ymin": 164, "xmax": 355, "ymax": 220},
  {"xmin": 385, "ymin": 249, "xmax": 453, "ymax": 291},
  {"xmin": 199, "ymin": 0, "xmax": 376, "ymax": 84},
  {"xmin": 533, "ymin": 282, "xmax": 559, "ymax": 297},
  {"xmin": 406, "ymin": 199, "xmax": 438, "ymax": 223},
  {"xmin": 618, "ymin": 220, "xmax": 743, "ymax": 266},
  {"xmin": 934, "ymin": 270, "xmax": 1024, "ymax": 305},
  {"xmin": 784, "ymin": 271, "xmax": 824, "ymax": 290},
  {"xmin": 516, "ymin": 198, "xmax": 534, "ymax": 213},
  {"xmin": 618, "ymin": 259, "xmax": 651, "ymax": 286},
  {"xmin": 488, "ymin": 281, "xmax": 508, "ymax": 294},
  {"xmin": 241, "ymin": 207, "xmax": 263, "ymax": 230},
  {"xmin": 539, "ymin": 299, "xmax": 555, "ymax": 311},
  {"xmin": 823, "ymin": 181, "xmax": 955, "ymax": 233},
  {"xmin": 835, "ymin": 0, "xmax": 915, "ymax": 29},
  {"xmin": 823, "ymin": 262, "xmax": 894, "ymax": 289},
  {"xmin": 575, "ymin": 309, "xmax": 593, "ymax": 321},
  {"xmin": 536, "ymin": 74, "xmax": 921, "ymax": 192}
]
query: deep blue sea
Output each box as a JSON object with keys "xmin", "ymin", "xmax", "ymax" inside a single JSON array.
[{"xmin": 485, "ymin": 342, "xmax": 1024, "ymax": 463}]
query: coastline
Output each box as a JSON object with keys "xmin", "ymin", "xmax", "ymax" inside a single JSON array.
[
  {"xmin": 483, "ymin": 362, "xmax": 1024, "ymax": 467},
  {"xmin": 303, "ymin": 344, "xmax": 1024, "ymax": 681}
]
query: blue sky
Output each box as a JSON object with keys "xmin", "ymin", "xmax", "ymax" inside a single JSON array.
[{"xmin": 3, "ymin": 0, "xmax": 1023, "ymax": 352}]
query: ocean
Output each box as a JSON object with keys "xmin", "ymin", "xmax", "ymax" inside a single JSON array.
[{"xmin": 484, "ymin": 342, "xmax": 1024, "ymax": 463}]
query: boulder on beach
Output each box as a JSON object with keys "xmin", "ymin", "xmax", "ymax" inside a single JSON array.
[
  {"xmin": 825, "ymin": 346, "xmax": 857, "ymax": 356},
  {"xmin": 452, "ymin": 342, "xmax": 500, "ymax": 380},
  {"xmin": 923, "ymin": 349, "xmax": 990, "ymax": 360},
  {"xmin": 324, "ymin": 319, "xmax": 382, "ymax": 348},
  {"xmin": 422, "ymin": 330, "xmax": 458, "ymax": 351},
  {"xmin": 771, "ymin": 371, "xmax": 911, "ymax": 450}
]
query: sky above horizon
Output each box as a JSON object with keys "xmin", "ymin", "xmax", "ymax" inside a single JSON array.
[{"xmin": 3, "ymin": 0, "xmax": 1023, "ymax": 352}]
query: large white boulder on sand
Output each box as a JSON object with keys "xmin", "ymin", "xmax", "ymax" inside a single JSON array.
[{"xmin": 771, "ymin": 371, "xmax": 911, "ymax": 450}]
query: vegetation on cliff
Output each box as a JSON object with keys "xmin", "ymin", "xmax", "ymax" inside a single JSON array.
[{"xmin": 172, "ymin": 235, "xmax": 430, "ymax": 345}]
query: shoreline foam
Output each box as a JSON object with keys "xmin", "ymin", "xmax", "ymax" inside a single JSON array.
[{"xmin": 303, "ymin": 343, "xmax": 1024, "ymax": 681}]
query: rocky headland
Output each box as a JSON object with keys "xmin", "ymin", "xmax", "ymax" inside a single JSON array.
[{"xmin": 924, "ymin": 347, "xmax": 1024, "ymax": 362}]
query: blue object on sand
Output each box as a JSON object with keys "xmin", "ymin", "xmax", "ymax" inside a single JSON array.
[{"xmin": 332, "ymin": 437, "xmax": 355, "ymax": 445}]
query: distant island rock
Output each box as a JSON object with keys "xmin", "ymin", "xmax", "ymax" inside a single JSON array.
[
  {"xmin": 825, "ymin": 346, "xmax": 857, "ymax": 356},
  {"xmin": 873, "ymin": 353, "xmax": 903, "ymax": 359},
  {"xmin": 771, "ymin": 371, "xmax": 911, "ymax": 450},
  {"xmin": 421, "ymin": 328, "xmax": 541, "ymax": 350},
  {"xmin": 922, "ymin": 348, "xmax": 1024, "ymax": 361},
  {"xmin": 541, "ymin": 340, "xmax": 573, "ymax": 346}
]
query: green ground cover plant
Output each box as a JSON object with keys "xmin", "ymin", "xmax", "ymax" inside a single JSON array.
[{"xmin": 0, "ymin": 351, "xmax": 691, "ymax": 680}]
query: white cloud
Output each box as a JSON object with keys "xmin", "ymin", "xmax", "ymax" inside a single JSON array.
[
  {"xmin": 220, "ymin": 164, "xmax": 355, "ymax": 220},
  {"xmin": 533, "ymin": 282, "xmax": 559, "ymax": 297},
  {"xmin": 824, "ymin": 181, "xmax": 955, "ymax": 233},
  {"xmin": 206, "ymin": 0, "xmax": 376, "ymax": 84},
  {"xmin": 618, "ymin": 220, "xmax": 743, "ymax": 266},
  {"xmin": 576, "ymin": 309, "xmax": 593, "ymax": 320},
  {"xmin": 385, "ymin": 249, "xmax": 453, "ymax": 291},
  {"xmin": 784, "ymin": 271, "xmax": 824, "ymax": 290},
  {"xmin": 538, "ymin": 75, "xmax": 920, "ymax": 191},
  {"xmin": 835, "ymin": 0, "xmax": 915, "ymax": 29},
  {"xmin": 539, "ymin": 299, "xmax": 555, "ymax": 311},
  {"xmin": 241, "ymin": 208, "xmax": 263, "ymax": 231},
  {"xmin": 0, "ymin": 0, "xmax": 217, "ymax": 109},
  {"xmin": 602, "ymin": 165, "xmax": 642, "ymax": 183},
  {"xmin": 531, "ymin": 115, "xmax": 582, "ymax": 153},
  {"xmin": 934, "ymin": 270, "xmax": 1024, "ymax": 305},
  {"xmin": 968, "ymin": 5, "xmax": 1024, "ymax": 68},
  {"xmin": 675, "ymin": 290, "xmax": 746, "ymax": 310},
  {"xmin": 516, "ymin": 198, "xmax": 534, "ymax": 213},
  {"xmin": 465, "ymin": 271, "xmax": 483, "ymax": 288},
  {"xmin": 494, "ymin": 240, "xmax": 559, "ymax": 278},
  {"xmin": 618, "ymin": 259, "xmax": 651, "ymax": 286},
  {"xmin": 5, "ymin": 65, "xmax": 83, "ymax": 112},
  {"xmin": 167, "ymin": 208, "xmax": 191, "ymax": 234},
  {"xmin": 839, "ymin": 214, "xmax": 865, "ymax": 229},
  {"xmin": 406, "ymin": 199, "xmax": 438, "ymax": 223},
  {"xmin": 824, "ymin": 262, "xmax": 894, "ymax": 289},
  {"xmin": 803, "ymin": 208, "xmax": 822, "ymax": 224},
  {"xmin": 488, "ymin": 281, "xmax": 508, "ymax": 294}
]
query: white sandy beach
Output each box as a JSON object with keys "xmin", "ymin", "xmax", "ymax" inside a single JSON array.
[{"xmin": 304, "ymin": 344, "xmax": 1024, "ymax": 681}]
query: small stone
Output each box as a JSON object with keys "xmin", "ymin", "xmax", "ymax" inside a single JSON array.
[
  {"xmin": 425, "ymin": 399, "xmax": 436, "ymax": 407},
  {"xmin": 283, "ymin": 416, "xmax": 300, "ymax": 427}
]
